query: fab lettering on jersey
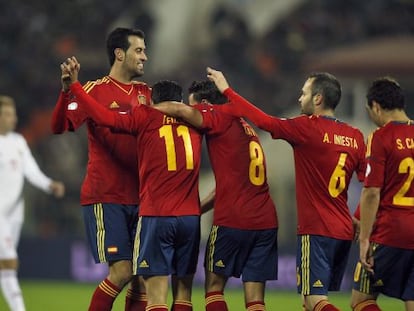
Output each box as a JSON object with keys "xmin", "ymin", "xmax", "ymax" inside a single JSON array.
[
  {"xmin": 163, "ymin": 115, "xmax": 180, "ymax": 125},
  {"xmin": 396, "ymin": 137, "xmax": 414, "ymax": 150},
  {"xmin": 240, "ymin": 119, "xmax": 257, "ymax": 137},
  {"xmin": 322, "ymin": 133, "xmax": 359, "ymax": 149}
]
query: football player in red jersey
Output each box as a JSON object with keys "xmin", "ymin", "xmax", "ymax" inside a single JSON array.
[
  {"xmin": 154, "ymin": 80, "xmax": 278, "ymax": 311},
  {"xmin": 351, "ymin": 78, "xmax": 414, "ymax": 311},
  {"xmin": 52, "ymin": 28, "xmax": 151, "ymax": 311},
  {"xmin": 206, "ymin": 67, "xmax": 366, "ymax": 311},
  {"xmin": 62, "ymin": 59, "xmax": 203, "ymax": 311}
]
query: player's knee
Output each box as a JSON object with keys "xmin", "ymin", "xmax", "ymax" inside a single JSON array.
[{"xmin": 108, "ymin": 261, "xmax": 133, "ymax": 287}]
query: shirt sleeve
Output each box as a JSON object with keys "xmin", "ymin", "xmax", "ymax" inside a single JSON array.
[
  {"xmin": 222, "ymin": 88, "xmax": 275, "ymax": 132},
  {"xmin": 20, "ymin": 136, "xmax": 52, "ymax": 193},
  {"xmin": 364, "ymin": 131, "xmax": 385, "ymax": 188}
]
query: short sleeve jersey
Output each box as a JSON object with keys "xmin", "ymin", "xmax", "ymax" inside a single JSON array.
[
  {"xmin": 269, "ymin": 115, "xmax": 365, "ymax": 240},
  {"xmin": 53, "ymin": 76, "xmax": 151, "ymax": 205},
  {"xmin": 365, "ymin": 121, "xmax": 414, "ymax": 249},
  {"xmin": 195, "ymin": 103, "xmax": 278, "ymax": 230}
]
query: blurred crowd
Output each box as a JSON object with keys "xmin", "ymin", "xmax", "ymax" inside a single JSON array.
[{"xmin": 1, "ymin": 0, "xmax": 413, "ymax": 241}]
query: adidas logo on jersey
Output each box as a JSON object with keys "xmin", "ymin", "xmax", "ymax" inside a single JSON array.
[
  {"xmin": 312, "ymin": 280, "xmax": 324, "ymax": 287},
  {"xmin": 215, "ymin": 260, "xmax": 225, "ymax": 268},
  {"xmin": 139, "ymin": 260, "xmax": 149, "ymax": 268},
  {"xmin": 109, "ymin": 101, "xmax": 120, "ymax": 109}
]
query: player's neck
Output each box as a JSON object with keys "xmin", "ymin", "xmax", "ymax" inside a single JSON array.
[
  {"xmin": 383, "ymin": 110, "xmax": 410, "ymax": 124},
  {"xmin": 108, "ymin": 67, "xmax": 132, "ymax": 85}
]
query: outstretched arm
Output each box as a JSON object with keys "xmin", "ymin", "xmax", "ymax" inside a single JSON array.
[
  {"xmin": 153, "ymin": 102, "xmax": 204, "ymax": 128},
  {"xmin": 206, "ymin": 67, "xmax": 275, "ymax": 132}
]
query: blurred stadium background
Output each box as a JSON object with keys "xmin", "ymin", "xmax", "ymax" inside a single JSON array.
[{"xmin": 1, "ymin": 0, "xmax": 413, "ymax": 309}]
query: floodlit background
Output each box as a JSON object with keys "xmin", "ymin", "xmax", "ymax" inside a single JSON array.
[{"xmin": 1, "ymin": 0, "xmax": 413, "ymax": 292}]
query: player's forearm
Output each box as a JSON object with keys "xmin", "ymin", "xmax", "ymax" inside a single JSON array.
[
  {"xmin": 155, "ymin": 102, "xmax": 203, "ymax": 128},
  {"xmin": 359, "ymin": 187, "xmax": 380, "ymax": 241},
  {"xmin": 51, "ymin": 91, "xmax": 70, "ymax": 134},
  {"xmin": 223, "ymin": 88, "xmax": 274, "ymax": 131},
  {"xmin": 70, "ymin": 82, "xmax": 117, "ymax": 128}
]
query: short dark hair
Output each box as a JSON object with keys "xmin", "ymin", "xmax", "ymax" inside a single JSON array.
[
  {"xmin": 188, "ymin": 80, "xmax": 227, "ymax": 104},
  {"xmin": 151, "ymin": 80, "xmax": 183, "ymax": 104},
  {"xmin": 366, "ymin": 77, "xmax": 405, "ymax": 110},
  {"xmin": 106, "ymin": 27, "xmax": 145, "ymax": 66},
  {"xmin": 308, "ymin": 72, "xmax": 341, "ymax": 110}
]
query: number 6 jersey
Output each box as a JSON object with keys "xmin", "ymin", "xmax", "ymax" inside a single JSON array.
[{"xmin": 223, "ymin": 88, "xmax": 366, "ymax": 240}]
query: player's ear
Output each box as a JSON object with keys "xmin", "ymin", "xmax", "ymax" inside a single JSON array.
[
  {"xmin": 313, "ymin": 93, "xmax": 322, "ymax": 106},
  {"xmin": 115, "ymin": 48, "xmax": 124, "ymax": 61}
]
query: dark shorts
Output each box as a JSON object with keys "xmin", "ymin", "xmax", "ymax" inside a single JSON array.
[
  {"xmin": 204, "ymin": 225, "xmax": 278, "ymax": 282},
  {"xmin": 353, "ymin": 243, "xmax": 414, "ymax": 301},
  {"xmin": 134, "ymin": 216, "xmax": 200, "ymax": 277},
  {"xmin": 297, "ymin": 234, "xmax": 351, "ymax": 295},
  {"xmin": 82, "ymin": 203, "xmax": 138, "ymax": 263}
]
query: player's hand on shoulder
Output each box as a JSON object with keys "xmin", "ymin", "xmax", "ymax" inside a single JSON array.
[{"xmin": 49, "ymin": 180, "xmax": 65, "ymax": 198}]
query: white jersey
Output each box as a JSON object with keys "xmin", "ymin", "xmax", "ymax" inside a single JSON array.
[{"xmin": 0, "ymin": 132, "xmax": 51, "ymax": 222}]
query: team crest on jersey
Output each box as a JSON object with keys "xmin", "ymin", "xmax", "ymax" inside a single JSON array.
[
  {"xmin": 109, "ymin": 101, "xmax": 120, "ymax": 109},
  {"xmin": 138, "ymin": 94, "xmax": 147, "ymax": 105}
]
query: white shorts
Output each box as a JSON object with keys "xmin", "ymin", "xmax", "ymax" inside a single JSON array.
[{"xmin": 0, "ymin": 218, "xmax": 22, "ymax": 260}]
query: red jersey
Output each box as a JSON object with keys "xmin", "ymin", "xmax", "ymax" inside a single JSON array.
[
  {"xmin": 195, "ymin": 103, "xmax": 278, "ymax": 230},
  {"xmin": 365, "ymin": 121, "xmax": 414, "ymax": 249},
  {"xmin": 70, "ymin": 82, "xmax": 202, "ymax": 216},
  {"xmin": 223, "ymin": 88, "xmax": 366, "ymax": 240},
  {"xmin": 51, "ymin": 76, "xmax": 151, "ymax": 205}
]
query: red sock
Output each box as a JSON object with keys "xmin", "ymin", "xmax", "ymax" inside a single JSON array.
[
  {"xmin": 88, "ymin": 278, "xmax": 121, "ymax": 311},
  {"xmin": 246, "ymin": 301, "xmax": 265, "ymax": 310},
  {"xmin": 313, "ymin": 300, "xmax": 340, "ymax": 311},
  {"xmin": 146, "ymin": 304, "xmax": 168, "ymax": 311},
  {"xmin": 171, "ymin": 299, "xmax": 192, "ymax": 310},
  {"xmin": 353, "ymin": 300, "xmax": 381, "ymax": 311},
  {"xmin": 205, "ymin": 291, "xmax": 228, "ymax": 311},
  {"xmin": 125, "ymin": 288, "xmax": 147, "ymax": 311}
]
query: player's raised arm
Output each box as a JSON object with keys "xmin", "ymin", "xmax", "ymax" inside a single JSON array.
[
  {"xmin": 206, "ymin": 67, "xmax": 275, "ymax": 132},
  {"xmin": 64, "ymin": 58, "xmax": 136, "ymax": 133}
]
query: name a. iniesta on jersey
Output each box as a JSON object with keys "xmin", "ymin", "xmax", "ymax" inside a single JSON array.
[{"xmin": 323, "ymin": 133, "xmax": 359, "ymax": 149}]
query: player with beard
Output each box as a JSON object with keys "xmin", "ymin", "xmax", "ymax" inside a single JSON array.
[
  {"xmin": 52, "ymin": 28, "xmax": 151, "ymax": 311},
  {"xmin": 206, "ymin": 68, "xmax": 365, "ymax": 311}
]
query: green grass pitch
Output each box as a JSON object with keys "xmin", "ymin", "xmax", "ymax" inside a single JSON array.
[{"xmin": 0, "ymin": 280, "xmax": 405, "ymax": 310}]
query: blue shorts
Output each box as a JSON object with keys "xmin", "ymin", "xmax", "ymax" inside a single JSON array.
[
  {"xmin": 134, "ymin": 216, "xmax": 200, "ymax": 277},
  {"xmin": 82, "ymin": 203, "xmax": 138, "ymax": 263},
  {"xmin": 297, "ymin": 235, "xmax": 351, "ymax": 295},
  {"xmin": 204, "ymin": 225, "xmax": 278, "ymax": 282},
  {"xmin": 353, "ymin": 243, "xmax": 414, "ymax": 301}
]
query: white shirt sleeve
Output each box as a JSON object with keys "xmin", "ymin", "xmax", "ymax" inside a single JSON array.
[{"xmin": 19, "ymin": 135, "xmax": 52, "ymax": 193}]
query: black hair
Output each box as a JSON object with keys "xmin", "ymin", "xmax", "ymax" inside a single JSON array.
[
  {"xmin": 308, "ymin": 72, "xmax": 341, "ymax": 110},
  {"xmin": 188, "ymin": 80, "xmax": 227, "ymax": 104},
  {"xmin": 151, "ymin": 80, "xmax": 183, "ymax": 104},
  {"xmin": 106, "ymin": 27, "xmax": 145, "ymax": 66},
  {"xmin": 366, "ymin": 77, "xmax": 405, "ymax": 110}
]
